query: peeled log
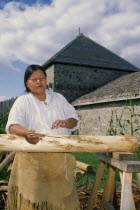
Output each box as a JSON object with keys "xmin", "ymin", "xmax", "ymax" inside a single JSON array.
[
  {"xmin": 0, "ymin": 134, "xmax": 138, "ymax": 153},
  {"xmin": 76, "ymin": 161, "xmax": 93, "ymax": 172},
  {"xmin": 0, "ymin": 152, "xmax": 15, "ymax": 171},
  {"xmin": 75, "ymin": 168, "xmax": 86, "ymax": 178},
  {"xmin": 0, "ymin": 185, "xmax": 8, "ymax": 191}
]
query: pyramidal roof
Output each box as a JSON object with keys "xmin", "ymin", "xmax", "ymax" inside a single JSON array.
[{"xmin": 42, "ymin": 34, "xmax": 139, "ymax": 72}]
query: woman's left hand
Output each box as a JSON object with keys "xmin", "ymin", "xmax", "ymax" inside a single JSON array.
[{"xmin": 52, "ymin": 120, "xmax": 67, "ymax": 129}]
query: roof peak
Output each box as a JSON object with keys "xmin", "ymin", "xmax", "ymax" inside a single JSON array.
[
  {"xmin": 42, "ymin": 34, "xmax": 139, "ymax": 72},
  {"xmin": 76, "ymin": 33, "xmax": 84, "ymax": 37}
]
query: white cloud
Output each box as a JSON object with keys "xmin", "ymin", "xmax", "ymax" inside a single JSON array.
[
  {"xmin": 0, "ymin": 0, "xmax": 140, "ymax": 72},
  {"xmin": 121, "ymin": 43, "xmax": 140, "ymax": 67}
]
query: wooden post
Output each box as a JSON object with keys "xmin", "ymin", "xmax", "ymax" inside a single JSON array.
[
  {"xmin": 120, "ymin": 172, "xmax": 133, "ymax": 210},
  {"xmin": 0, "ymin": 134, "xmax": 138, "ymax": 153},
  {"xmin": 87, "ymin": 161, "xmax": 106, "ymax": 209},
  {"xmin": 119, "ymin": 171, "xmax": 136, "ymax": 210},
  {"xmin": 136, "ymin": 173, "xmax": 140, "ymax": 190},
  {"xmin": 101, "ymin": 165, "xmax": 116, "ymax": 209}
]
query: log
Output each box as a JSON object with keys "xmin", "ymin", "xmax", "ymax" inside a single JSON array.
[
  {"xmin": 7, "ymin": 162, "xmax": 13, "ymax": 172},
  {"xmin": 76, "ymin": 161, "xmax": 93, "ymax": 172},
  {"xmin": 75, "ymin": 168, "xmax": 86, "ymax": 178},
  {"xmin": 0, "ymin": 185, "xmax": 8, "ymax": 191},
  {"xmin": 0, "ymin": 134, "xmax": 138, "ymax": 153},
  {"xmin": 0, "ymin": 152, "xmax": 15, "ymax": 171}
]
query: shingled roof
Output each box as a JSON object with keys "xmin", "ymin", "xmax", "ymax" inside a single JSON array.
[
  {"xmin": 72, "ymin": 71, "xmax": 140, "ymax": 106},
  {"xmin": 42, "ymin": 34, "xmax": 139, "ymax": 72}
]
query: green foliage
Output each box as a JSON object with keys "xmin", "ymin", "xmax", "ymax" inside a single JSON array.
[
  {"xmin": 0, "ymin": 166, "xmax": 10, "ymax": 180},
  {"xmin": 0, "ymin": 110, "xmax": 9, "ymax": 134},
  {"xmin": 106, "ymin": 100, "xmax": 140, "ymax": 160},
  {"xmin": 72, "ymin": 129, "xmax": 79, "ymax": 135}
]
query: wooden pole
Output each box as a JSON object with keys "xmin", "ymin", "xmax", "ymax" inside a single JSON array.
[
  {"xmin": 88, "ymin": 161, "xmax": 106, "ymax": 209},
  {"xmin": 120, "ymin": 172, "xmax": 133, "ymax": 210},
  {"xmin": 0, "ymin": 134, "xmax": 137, "ymax": 153},
  {"xmin": 75, "ymin": 168, "xmax": 86, "ymax": 178},
  {"xmin": 101, "ymin": 165, "xmax": 116, "ymax": 209},
  {"xmin": 0, "ymin": 152, "xmax": 15, "ymax": 171},
  {"xmin": 0, "ymin": 186, "xmax": 8, "ymax": 191},
  {"xmin": 76, "ymin": 161, "xmax": 93, "ymax": 172}
]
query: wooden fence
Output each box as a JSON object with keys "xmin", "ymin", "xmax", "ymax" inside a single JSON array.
[{"xmin": 0, "ymin": 98, "xmax": 16, "ymax": 116}]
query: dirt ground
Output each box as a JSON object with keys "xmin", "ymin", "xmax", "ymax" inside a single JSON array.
[
  {"xmin": 0, "ymin": 181, "xmax": 140, "ymax": 209},
  {"xmin": 77, "ymin": 183, "xmax": 140, "ymax": 209}
]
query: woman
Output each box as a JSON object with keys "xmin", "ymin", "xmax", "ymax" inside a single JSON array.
[{"xmin": 6, "ymin": 64, "xmax": 80, "ymax": 210}]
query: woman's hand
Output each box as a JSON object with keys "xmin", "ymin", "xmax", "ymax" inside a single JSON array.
[
  {"xmin": 9, "ymin": 125, "xmax": 40, "ymax": 144},
  {"xmin": 52, "ymin": 120, "xmax": 67, "ymax": 129},
  {"xmin": 26, "ymin": 130, "xmax": 40, "ymax": 144},
  {"xmin": 52, "ymin": 118, "xmax": 78, "ymax": 129}
]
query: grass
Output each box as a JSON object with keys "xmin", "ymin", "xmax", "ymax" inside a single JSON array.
[{"xmin": 73, "ymin": 152, "xmax": 109, "ymax": 189}]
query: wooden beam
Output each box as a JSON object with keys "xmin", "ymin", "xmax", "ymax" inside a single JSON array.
[
  {"xmin": 112, "ymin": 152, "xmax": 137, "ymax": 161},
  {"xmin": 0, "ymin": 134, "xmax": 138, "ymax": 153},
  {"xmin": 97, "ymin": 153, "xmax": 140, "ymax": 173}
]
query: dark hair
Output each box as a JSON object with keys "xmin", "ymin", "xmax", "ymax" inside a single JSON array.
[{"xmin": 24, "ymin": 64, "xmax": 47, "ymax": 92}]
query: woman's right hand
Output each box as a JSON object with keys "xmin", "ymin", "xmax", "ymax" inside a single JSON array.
[
  {"xmin": 9, "ymin": 125, "xmax": 40, "ymax": 144},
  {"xmin": 26, "ymin": 129, "xmax": 40, "ymax": 144}
]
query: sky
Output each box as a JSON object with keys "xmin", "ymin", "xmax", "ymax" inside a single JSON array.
[{"xmin": 0, "ymin": 0, "xmax": 140, "ymax": 101}]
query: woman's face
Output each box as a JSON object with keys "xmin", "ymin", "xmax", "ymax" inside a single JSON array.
[{"xmin": 26, "ymin": 70, "xmax": 46, "ymax": 96}]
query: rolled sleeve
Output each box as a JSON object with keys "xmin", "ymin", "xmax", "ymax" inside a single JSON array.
[
  {"xmin": 62, "ymin": 95, "xmax": 80, "ymax": 132},
  {"xmin": 6, "ymin": 98, "xmax": 26, "ymax": 134}
]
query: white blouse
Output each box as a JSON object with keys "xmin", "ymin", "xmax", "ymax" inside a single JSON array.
[{"xmin": 6, "ymin": 91, "xmax": 79, "ymax": 135}]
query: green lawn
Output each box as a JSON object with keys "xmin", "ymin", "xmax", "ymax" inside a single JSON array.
[{"xmin": 73, "ymin": 153, "xmax": 108, "ymax": 188}]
